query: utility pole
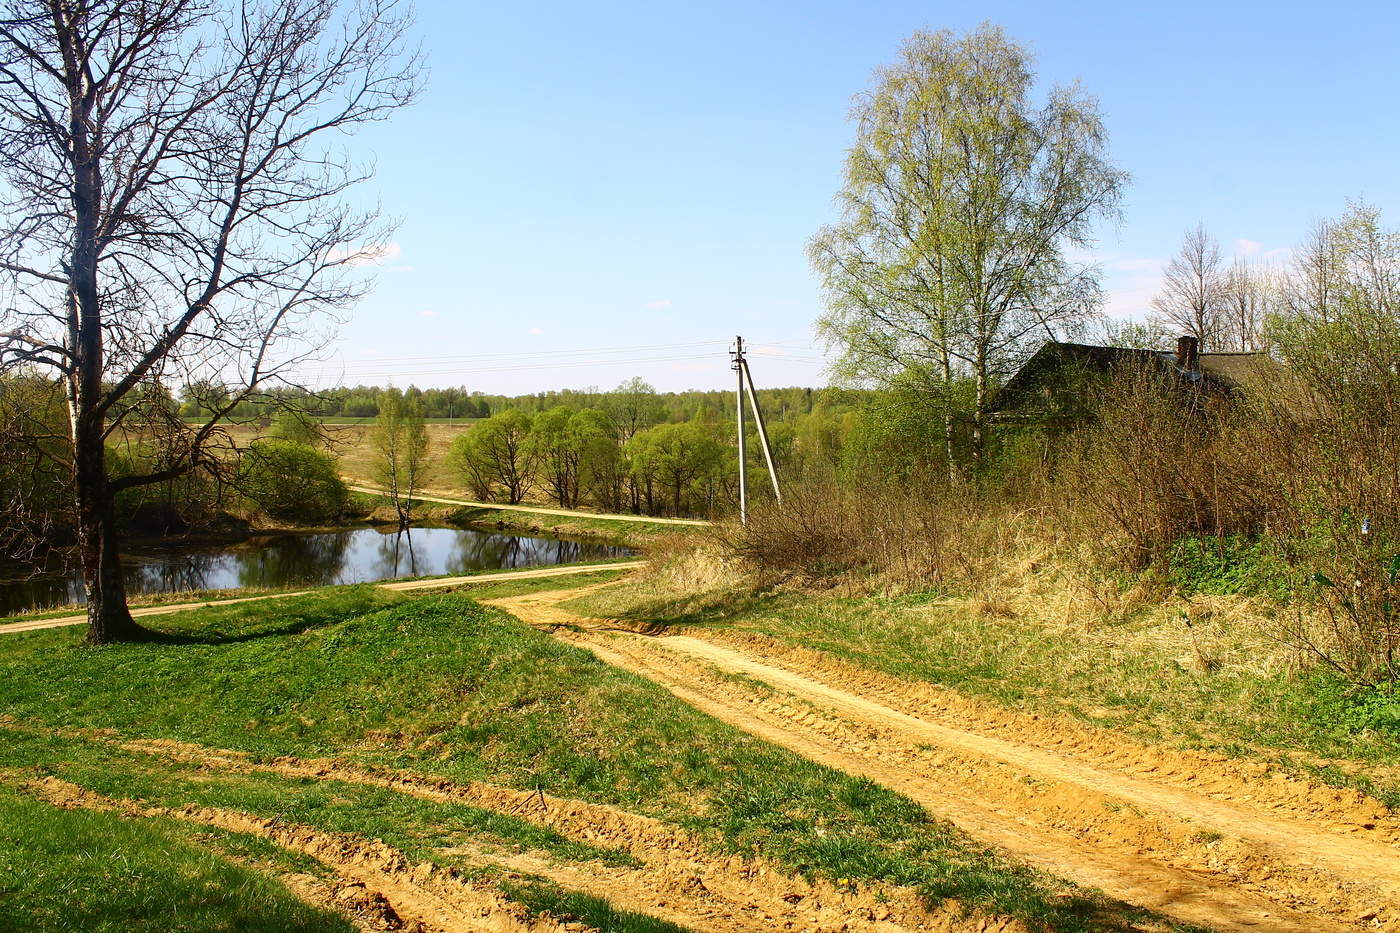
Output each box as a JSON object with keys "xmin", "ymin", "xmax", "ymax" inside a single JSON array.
[
  {"xmin": 742, "ymin": 355, "xmax": 782, "ymax": 505},
  {"xmin": 730, "ymin": 336, "xmax": 782, "ymax": 523},
  {"xmin": 731, "ymin": 336, "xmax": 747, "ymax": 525}
]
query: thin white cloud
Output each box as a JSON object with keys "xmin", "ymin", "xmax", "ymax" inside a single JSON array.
[
  {"xmin": 1234, "ymin": 238, "xmax": 1263, "ymax": 257},
  {"xmin": 420, "ymin": 309, "xmax": 437, "ymax": 317},
  {"xmin": 645, "ymin": 299, "xmax": 673, "ymax": 310},
  {"xmin": 528, "ymin": 326, "xmax": 543, "ymax": 335},
  {"xmin": 753, "ymin": 345, "xmax": 788, "ymax": 357}
]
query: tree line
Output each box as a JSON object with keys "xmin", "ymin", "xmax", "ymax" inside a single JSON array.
[{"xmin": 174, "ymin": 377, "xmax": 831, "ymax": 424}]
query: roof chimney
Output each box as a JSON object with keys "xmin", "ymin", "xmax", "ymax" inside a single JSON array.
[{"xmin": 1176, "ymin": 335, "xmax": 1200, "ymax": 372}]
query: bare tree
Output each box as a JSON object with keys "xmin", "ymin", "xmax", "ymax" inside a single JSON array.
[
  {"xmin": 0, "ymin": 0, "xmax": 420, "ymax": 643},
  {"xmin": 1151, "ymin": 223, "xmax": 1227, "ymax": 351},
  {"xmin": 1221, "ymin": 257, "xmax": 1275, "ymax": 352}
]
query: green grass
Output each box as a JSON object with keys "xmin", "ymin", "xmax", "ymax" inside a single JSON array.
[
  {"xmin": 0, "ymin": 729, "xmax": 632, "ymax": 872},
  {"xmin": 502, "ymin": 878, "xmax": 694, "ymax": 933},
  {"xmin": 564, "ymin": 583, "xmax": 1400, "ymax": 807},
  {"xmin": 0, "ymin": 586, "xmax": 1170, "ymax": 932},
  {"xmin": 0, "ymin": 785, "xmax": 352, "ymax": 933}
]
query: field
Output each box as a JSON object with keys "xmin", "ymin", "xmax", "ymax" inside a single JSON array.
[{"xmin": 218, "ymin": 421, "xmax": 476, "ymax": 492}]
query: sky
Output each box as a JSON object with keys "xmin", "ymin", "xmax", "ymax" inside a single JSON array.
[{"xmin": 314, "ymin": 0, "xmax": 1400, "ymax": 394}]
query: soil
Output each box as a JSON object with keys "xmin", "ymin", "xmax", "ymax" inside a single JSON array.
[
  {"xmin": 23, "ymin": 774, "xmax": 568, "ymax": 933},
  {"xmin": 485, "ymin": 587, "xmax": 1400, "ymax": 933},
  {"xmin": 8, "ymin": 730, "xmax": 1027, "ymax": 933},
  {"xmin": 107, "ymin": 737, "xmax": 1019, "ymax": 933}
]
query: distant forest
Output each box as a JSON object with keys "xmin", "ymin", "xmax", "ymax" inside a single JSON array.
[{"xmin": 179, "ymin": 378, "xmax": 859, "ymax": 425}]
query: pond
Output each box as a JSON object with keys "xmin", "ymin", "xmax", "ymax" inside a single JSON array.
[{"xmin": 0, "ymin": 524, "xmax": 634, "ymax": 616}]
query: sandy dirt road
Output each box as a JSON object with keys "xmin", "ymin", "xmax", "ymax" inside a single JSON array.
[
  {"xmin": 0, "ymin": 560, "xmax": 644, "ymax": 636},
  {"xmin": 346, "ymin": 483, "xmax": 710, "ymax": 526},
  {"xmin": 487, "ymin": 588, "xmax": 1400, "ymax": 933}
]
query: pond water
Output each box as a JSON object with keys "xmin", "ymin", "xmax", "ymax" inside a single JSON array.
[{"xmin": 0, "ymin": 524, "xmax": 634, "ymax": 616}]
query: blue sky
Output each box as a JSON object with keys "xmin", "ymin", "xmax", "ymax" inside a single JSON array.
[{"xmin": 319, "ymin": 0, "xmax": 1399, "ymax": 393}]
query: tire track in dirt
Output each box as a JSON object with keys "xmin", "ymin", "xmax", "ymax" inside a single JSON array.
[
  {"xmin": 90, "ymin": 735, "xmax": 1023, "ymax": 932},
  {"xmin": 700, "ymin": 629, "xmax": 1399, "ymax": 840},
  {"xmin": 487, "ymin": 589, "xmax": 1397, "ymax": 933},
  {"xmin": 19, "ymin": 774, "xmax": 577, "ymax": 933}
]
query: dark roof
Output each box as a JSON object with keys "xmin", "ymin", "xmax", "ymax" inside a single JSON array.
[{"xmin": 993, "ymin": 341, "xmax": 1270, "ymax": 415}]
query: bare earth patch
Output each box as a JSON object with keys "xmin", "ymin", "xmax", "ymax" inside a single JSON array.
[
  {"xmin": 16, "ymin": 734, "xmax": 1025, "ymax": 933},
  {"xmin": 486, "ymin": 587, "xmax": 1400, "ymax": 933}
]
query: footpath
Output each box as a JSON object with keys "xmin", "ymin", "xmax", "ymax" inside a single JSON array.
[{"xmin": 0, "ymin": 560, "xmax": 645, "ymax": 636}]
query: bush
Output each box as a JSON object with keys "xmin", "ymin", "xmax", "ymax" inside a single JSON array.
[
  {"xmin": 237, "ymin": 440, "xmax": 347, "ymax": 523},
  {"xmin": 108, "ymin": 445, "xmax": 224, "ymax": 535}
]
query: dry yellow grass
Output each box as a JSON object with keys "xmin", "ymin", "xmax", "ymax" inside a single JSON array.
[{"xmin": 221, "ymin": 421, "xmax": 475, "ymax": 491}]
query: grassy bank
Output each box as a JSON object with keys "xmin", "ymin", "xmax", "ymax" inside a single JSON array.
[
  {"xmin": 562, "ymin": 553, "xmax": 1400, "ymax": 808},
  {"xmin": 0, "ymin": 582, "xmax": 1174, "ymax": 932}
]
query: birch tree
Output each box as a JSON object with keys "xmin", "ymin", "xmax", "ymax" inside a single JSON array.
[
  {"xmin": 0, "ymin": 0, "xmax": 419, "ymax": 643},
  {"xmin": 810, "ymin": 23, "xmax": 1124, "ymax": 469},
  {"xmin": 373, "ymin": 386, "xmax": 427, "ymax": 526}
]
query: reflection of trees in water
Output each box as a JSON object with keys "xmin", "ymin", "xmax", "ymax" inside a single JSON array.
[
  {"xmin": 128, "ymin": 553, "xmax": 223, "ymax": 593},
  {"xmin": 231, "ymin": 532, "xmax": 353, "ymax": 588},
  {"xmin": 0, "ymin": 565, "xmax": 84, "ymax": 615},
  {"xmin": 0, "ymin": 527, "xmax": 635, "ymax": 614},
  {"xmin": 375, "ymin": 528, "xmax": 421, "ymax": 579},
  {"xmin": 448, "ymin": 530, "xmax": 629, "ymax": 575}
]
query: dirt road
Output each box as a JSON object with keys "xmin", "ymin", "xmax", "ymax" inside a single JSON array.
[
  {"xmin": 0, "ymin": 561, "xmax": 643, "ymax": 636},
  {"xmin": 488, "ymin": 588, "xmax": 1400, "ymax": 933},
  {"xmin": 346, "ymin": 483, "xmax": 711, "ymax": 526}
]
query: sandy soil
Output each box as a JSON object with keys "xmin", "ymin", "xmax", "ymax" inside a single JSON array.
[
  {"xmin": 12, "ymin": 736, "xmax": 1026, "ymax": 933},
  {"xmin": 486, "ymin": 587, "xmax": 1400, "ymax": 933}
]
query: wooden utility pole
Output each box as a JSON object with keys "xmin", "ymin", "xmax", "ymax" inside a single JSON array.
[
  {"xmin": 742, "ymin": 356, "xmax": 782, "ymax": 506},
  {"xmin": 731, "ymin": 336, "xmax": 782, "ymax": 523},
  {"xmin": 732, "ymin": 336, "xmax": 748, "ymax": 524}
]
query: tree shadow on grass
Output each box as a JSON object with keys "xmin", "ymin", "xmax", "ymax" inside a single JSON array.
[
  {"xmin": 602, "ymin": 589, "xmax": 777, "ymax": 633},
  {"xmin": 145, "ymin": 614, "xmax": 344, "ymax": 646},
  {"xmin": 135, "ymin": 591, "xmax": 392, "ymax": 647}
]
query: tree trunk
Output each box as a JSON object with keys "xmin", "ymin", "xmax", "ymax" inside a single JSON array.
[
  {"xmin": 972, "ymin": 362, "xmax": 988, "ymax": 470},
  {"xmin": 64, "ymin": 50, "xmax": 150, "ymax": 645},
  {"xmin": 940, "ymin": 348, "xmax": 956, "ymax": 484},
  {"xmin": 73, "ymin": 418, "xmax": 147, "ymax": 644}
]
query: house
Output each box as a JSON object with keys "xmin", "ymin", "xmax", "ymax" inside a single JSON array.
[{"xmin": 992, "ymin": 336, "xmax": 1270, "ymax": 426}]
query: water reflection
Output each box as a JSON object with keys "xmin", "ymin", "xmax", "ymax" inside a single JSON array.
[{"xmin": 0, "ymin": 525, "xmax": 632, "ymax": 616}]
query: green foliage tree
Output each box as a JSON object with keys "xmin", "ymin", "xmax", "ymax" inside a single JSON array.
[
  {"xmin": 572, "ymin": 408, "xmax": 625, "ymax": 511},
  {"xmin": 528, "ymin": 406, "xmax": 582, "ymax": 507},
  {"xmin": 0, "ymin": 375, "xmax": 72, "ymax": 555},
  {"xmin": 373, "ymin": 388, "xmax": 429, "ymax": 526},
  {"xmin": 449, "ymin": 410, "xmax": 535, "ymax": 504},
  {"xmin": 237, "ymin": 441, "xmax": 347, "ymax": 524},
  {"xmin": 271, "ymin": 408, "xmax": 323, "ymax": 447},
  {"xmin": 809, "ymin": 23, "xmax": 1125, "ymax": 472},
  {"xmin": 627, "ymin": 422, "xmax": 723, "ymax": 517}
]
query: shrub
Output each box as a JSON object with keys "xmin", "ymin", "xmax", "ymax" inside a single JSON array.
[
  {"xmin": 237, "ymin": 440, "xmax": 347, "ymax": 523},
  {"xmin": 108, "ymin": 445, "xmax": 224, "ymax": 535}
]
